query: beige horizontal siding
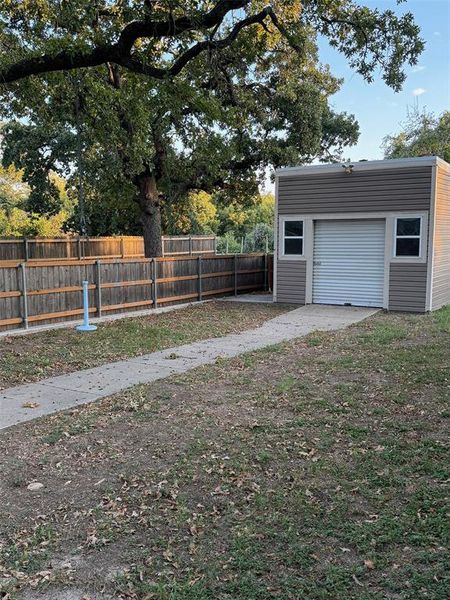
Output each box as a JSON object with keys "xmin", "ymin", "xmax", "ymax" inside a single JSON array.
[
  {"xmin": 432, "ymin": 166, "xmax": 450, "ymax": 310},
  {"xmin": 389, "ymin": 264, "xmax": 427, "ymax": 312},
  {"xmin": 276, "ymin": 261, "xmax": 306, "ymax": 304},
  {"xmin": 278, "ymin": 167, "xmax": 432, "ymax": 214}
]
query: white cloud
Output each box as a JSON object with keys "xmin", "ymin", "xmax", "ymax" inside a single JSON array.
[
  {"xmin": 412, "ymin": 88, "xmax": 427, "ymax": 97},
  {"xmin": 412, "ymin": 65, "xmax": 426, "ymax": 73},
  {"xmin": 433, "ymin": 31, "xmax": 441, "ymax": 36}
]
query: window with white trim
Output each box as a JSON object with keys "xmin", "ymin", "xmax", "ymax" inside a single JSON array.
[
  {"xmin": 282, "ymin": 220, "xmax": 304, "ymax": 256},
  {"xmin": 395, "ymin": 217, "xmax": 421, "ymax": 257}
]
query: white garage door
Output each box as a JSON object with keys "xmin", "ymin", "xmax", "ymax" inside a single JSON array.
[{"xmin": 313, "ymin": 219, "xmax": 385, "ymax": 307}]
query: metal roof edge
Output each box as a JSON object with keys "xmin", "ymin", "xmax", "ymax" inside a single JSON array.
[{"xmin": 275, "ymin": 156, "xmax": 447, "ymax": 177}]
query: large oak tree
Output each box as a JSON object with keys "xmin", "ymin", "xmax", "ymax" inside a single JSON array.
[{"xmin": 0, "ymin": 1, "xmax": 423, "ymax": 255}]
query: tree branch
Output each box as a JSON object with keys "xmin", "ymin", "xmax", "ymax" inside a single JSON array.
[
  {"xmin": 318, "ymin": 13, "xmax": 369, "ymax": 48},
  {"xmin": 118, "ymin": 7, "xmax": 280, "ymax": 79},
  {"xmin": 117, "ymin": 0, "xmax": 249, "ymax": 54},
  {"xmin": 0, "ymin": 0, "xmax": 251, "ymax": 84},
  {"xmin": 0, "ymin": 45, "xmax": 115, "ymax": 84}
]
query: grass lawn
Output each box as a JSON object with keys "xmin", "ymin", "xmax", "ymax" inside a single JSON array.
[
  {"xmin": 0, "ymin": 307, "xmax": 449, "ymax": 599},
  {"xmin": 0, "ymin": 301, "xmax": 292, "ymax": 389}
]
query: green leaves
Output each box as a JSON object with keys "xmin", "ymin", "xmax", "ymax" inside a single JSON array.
[
  {"xmin": 383, "ymin": 109, "xmax": 450, "ymax": 163},
  {"xmin": 306, "ymin": 0, "xmax": 424, "ymax": 92}
]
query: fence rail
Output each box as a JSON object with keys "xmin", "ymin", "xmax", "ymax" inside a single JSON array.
[
  {"xmin": 0, "ymin": 235, "xmax": 217, "ymax": 264},
  {"xmin": 0, "ymin": 254, "xmax": 272, "ymax": 332}
]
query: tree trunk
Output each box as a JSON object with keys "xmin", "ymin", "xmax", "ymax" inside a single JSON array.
[{"xmin": 136, "ymin": 172, "xmax": 163, "ymax": 257}]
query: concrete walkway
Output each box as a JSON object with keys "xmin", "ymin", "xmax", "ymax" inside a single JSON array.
[{"xmin": 0, "ymin": 305, "xmax": 377, "ymax": 430}]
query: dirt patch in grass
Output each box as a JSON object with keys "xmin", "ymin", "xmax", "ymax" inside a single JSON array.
[
  {"xmin": 0, "ymin": 300, "xmax": 293, "ymax": 389},
  {"xmin": 0, "ymin": 307, "xmax": 449, "ymax": 599}
]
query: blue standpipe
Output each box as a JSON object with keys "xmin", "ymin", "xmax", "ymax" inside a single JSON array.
[{"xmin": 76, "ymin": 280, "xmax": 97, "ymax": 332}]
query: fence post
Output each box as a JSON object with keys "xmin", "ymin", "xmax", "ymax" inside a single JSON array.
[
  {"xmin": 120, "ymin": 236, "xmax": 125, "ymax": 258},
  {"xmin": 198, "ymin": 256, "xmax": 202, "ymax": 301},
  {"xmin": 189, "ymin": 236, "xmax": 193, "ymax": 255},
  {"xmin": 264, "ymin": 253, "xmax": 268, "ymax": 292},
  {"xmin": 265, "ymin": 236, "xmax": 269, "ymax": 254},
  {"xmin": 213, "ymin": 236, "xmax": 217, "ymax": 255},
  {"xmin": 241, "ymin": 237, "xmax": 244, "ymax": 253},
  {"xmin": 77, "ymin": 236, "xmax": 82, "ymax": 260},
  {"xmin": 19, "ymin": 263, "xmax": 28, "ymax": 329},
  {"xmin": 96, "ymin": 260, "xmax": 102, "ymax": 317},
  {"xmin": 226, "ymin": 238, "xmax": 229, "ymax": 254},
  {"xmin": 152, "ymin": 259, "xmax": 158, "ymax": 309},
  {"xmin": 234, "ymin": 255, "xmax": 238, "ymax": 296},
  {"xmin": 23, "ymin": 237, "xmax": 29, "ymax": 261}
]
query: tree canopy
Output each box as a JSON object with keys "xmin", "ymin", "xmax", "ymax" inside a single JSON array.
[
  {"xmin": 0, "ymin": 1, "xmax": 423, "ymax": 88},
  {"xmin": 0, "ymin": 1, "xmax": 424, "ymax": 255},
  {"xmin": 383, "ymin": 109, "xmax": 450, "ymax": 163}
]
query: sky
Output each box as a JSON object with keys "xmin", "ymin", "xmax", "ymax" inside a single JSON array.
[{"xmin": 317, "ymin": 0, "xmax": 450, "ymax": 162}]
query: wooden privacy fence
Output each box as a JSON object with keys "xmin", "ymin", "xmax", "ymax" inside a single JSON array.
[
  {"xmin": 0, "ymin": 254, "xmax": 272, "ymax": 331},
  {"xmin": 0, "ymin": 235, "xmax": 217, "ymax": 263}
]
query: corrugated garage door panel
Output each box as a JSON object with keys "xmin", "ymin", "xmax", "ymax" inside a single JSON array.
[{"xmin": 313, "ymin": 220, "xmax": 385, "ymax": 307}]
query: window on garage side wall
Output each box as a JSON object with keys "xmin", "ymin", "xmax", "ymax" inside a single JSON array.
[
  {"xmin": 282, "ymin": 220, "xmax": 304, "ymax": 256},
  {"xmin": 395, "ymin": 217, "xmax": 422, "ymax": 257}
]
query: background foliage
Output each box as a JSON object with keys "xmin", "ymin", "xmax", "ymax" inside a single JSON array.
[
  {"xmin": 0, "ymin": 164, "xmax": 72, "ymax": 236},
  {"xmin": 383, "ymin": 109, "xmax": 450, "ymax": 163}
]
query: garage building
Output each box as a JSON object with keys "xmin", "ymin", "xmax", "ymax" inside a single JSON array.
[{"xmin": 274, "ymin": 156, "xmax": 450, "ymax": 312}]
